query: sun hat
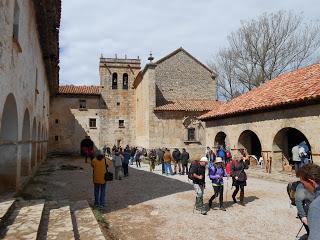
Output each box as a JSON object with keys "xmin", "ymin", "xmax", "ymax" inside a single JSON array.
[
  {"xmin": 200, "ymin": 156, "xmax": 208, "ymax": 162},
  {"xmin": 215, "ymin": 157, "xmax": 223, "ymax": 163}
]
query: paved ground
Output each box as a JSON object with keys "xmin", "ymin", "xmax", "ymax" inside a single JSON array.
[{"xmin": 21, "ymin": 156, "xmax": 305, "ymax": 240}]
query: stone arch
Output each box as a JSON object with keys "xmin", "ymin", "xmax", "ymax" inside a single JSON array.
[
  {"xmin": 272, "ymin": 127, "xmax": 311, "ymax": 170},
  {"xmin": 238, "ymin": 130, "xmax": 262, "ymax": 158},
  {"xmin": 31, "ymin": 118, "xmax": 37, "ymax": 168},
  {"xmin": 21, "ymin": 109, "xmax": 31, "ymax": 176},
  {"xmin": 112, "ymin": 72, "xmax": 118, "ymax": 89},
  {"xmin": 214, "ymin": 131, "xmax": 229, "ymax": 149},
  {"xmin": 0, "ymin": 93, "xmax": 19, "ymax": 193}
]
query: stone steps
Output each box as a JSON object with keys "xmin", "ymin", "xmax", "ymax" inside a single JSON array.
[{"xmin": 0, "ymin": 199, "xmax": 106, "ymax": 240}]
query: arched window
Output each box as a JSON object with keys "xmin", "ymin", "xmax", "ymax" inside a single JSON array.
[
  {"xmin": 123, "ymin": 73, "xmax": 128, "ymax": 90},
  {"xmin": 112, "ymin": 73, "xmax": 118, "ymax": 89}
]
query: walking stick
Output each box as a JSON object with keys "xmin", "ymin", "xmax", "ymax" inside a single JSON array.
[{"xmin": 295, "ymin": 224, "xmax": 304, "ymax": 240}]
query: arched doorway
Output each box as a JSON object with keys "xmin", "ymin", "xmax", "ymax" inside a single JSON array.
[
  {"xmin": 238, "ymin": 130, "xmax": 262, "ymax": 158},
  {"xmin": 21, "ymin": 109, "xmax": 31, "ymax": 176},
  {"xmin": 0, "ymin": 94, "xmax": 18, "ymax": 193},
  {"xmin": 80, "ymin": 136, "xmax": 94, "ymax": 156},
  {"xmin": 273, "ymin": 127, "xmax": 311, "ymax": 170},
  {"xmin": 31, "ymin": 118, "xmax": 37, "ymax": 168},
  {"xmin": 214, "ymin": 131, "xmax": 228, "ymax": 149}
]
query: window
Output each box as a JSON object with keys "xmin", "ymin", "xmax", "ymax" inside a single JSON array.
[
  {"xmin": 119, "ymin": 120, "xmax": 124, "ymax": 128},
  {"xmin": 89, "ymin": 118, "xmax": 97, "ymax": 128},
  {"xmin": 123, "ymin": 73, "xmax": 128, "ymax": 89},
  {"xmin": 79, "ymin": 99, "xmax": 86, "ymax": 110},
  {"xmin": 55, "ymin": 119, "xmax": 59, "ymax": 124},
  {"xmin": 187, "ymin": 128, "xmax": 196, "ymax": 141},
  {"xmin": 55, "ymin": 136, "xmax": 59, "ymax": 141},
  {"xmin": 112, "ymin": 73, "xmax": 118, "ymax": 89},
  {"xmin": 13, "ymin": 1, "xmax": 20, "ymax": 41},
  {"xmin": 117, "ymin": 102, "xmax": 120, "ymax": 106}
]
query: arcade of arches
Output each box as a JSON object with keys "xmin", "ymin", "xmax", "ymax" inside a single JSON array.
[
  {"xmin": 0, "ymin": 94, "xmax": 48, "ymax": 194},
  {"xmin": 205, "ymin": 104, "xmax": 320, "ymax": 171}
]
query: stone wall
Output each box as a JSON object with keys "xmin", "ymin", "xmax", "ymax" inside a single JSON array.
[
  {"xmin": 205, "ymin": 104, "xmax": 320, "ymax": 171},
  {"xmin": 155, "ymin": 50, "xmax": 216, "ymax": 104},
  {"xmin": 0, "ymin": 0, "xmax": 51, "ymax": 192},
  {"xmin": 48, "ymin": 96, "xmax": 102, "ymax": 154}
]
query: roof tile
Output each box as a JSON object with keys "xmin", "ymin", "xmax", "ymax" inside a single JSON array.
[
  {"xmin": 59, "ymin": 85, "xmax": 101, "ymax": 95},
  {"xmin": 200, "ymin": 63, "xmax": 320, "ymax": 120},
  {"xmin": 154, "ymin": 99, "xmax": 223, "ymax": 112}
]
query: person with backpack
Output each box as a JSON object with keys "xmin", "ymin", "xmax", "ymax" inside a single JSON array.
[
  {"xmin": 217, "ymin": 146, "xmax": 226, "ymax": 163},
  {"xmin": 231, "ymin": 154, "xmax": 249, "ymax": 204},
  {"xmin": 172, "ymin": 148, "xmax": 182, "ymax": 174},
  {"xmin": 297, "ymin": 164, "xmax": 320, "ymax": 240},
  {"xmin": 180, "ymin": 148, "xmax": 190, "ymax": 175},
  {"xmin": 189, "ymin": 157, "xmax": 208, "ymax": 215},
  {"xmin": 295, "ymin": 181, "xmax": 315, "ymax": 238},
  {"xmin": 91, "ymin": 150, "xmax": 108, "ymax": 209},
  {"xmin": 208, "ymin": 157, "xmax": 228, "ymax": 211}
]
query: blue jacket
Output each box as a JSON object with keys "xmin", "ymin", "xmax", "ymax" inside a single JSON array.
[
  {"xmin": 217, "ymin": 149, "xmax": 226, "ymax": 159},
  {"xmin": 209, "ymin": 165, "xmax": 228, "ymax": 185}
]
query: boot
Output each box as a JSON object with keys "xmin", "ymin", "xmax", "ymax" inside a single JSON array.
[
  {"xmin": 208, "ymin": 195, "xmax": 215, "ymax": 208},
  {"xmin": 232, "ymin": 192, "xmax": 237, "ymax": 203},
  {"xmin": 240, "ymin": 191, "xmax": 244, "ymax": 204},
  {"xmin": 219, "ymin": 203, "xmax": 226, "ymax": 211},
  {"xmin": 199, "ymin": 197, "xmax": 207, "ymax": 215}
]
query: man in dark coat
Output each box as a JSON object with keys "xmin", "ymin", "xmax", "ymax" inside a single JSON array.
[
  {"xmin": 172, "ymin": 148, "xmax": 181, "ymax": 174},
  {"xmin": 180, "ymin": 148, "xmax": 190, "ymax": 175}
]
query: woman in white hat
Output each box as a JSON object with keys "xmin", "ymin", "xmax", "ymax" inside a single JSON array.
[
  {"xmin": 208, "ymin": 157, "xmax": 228, "ymax": 211},
  {"xmin": 189, "ymin": 156, "xmax": 208, "ymax": 215}
]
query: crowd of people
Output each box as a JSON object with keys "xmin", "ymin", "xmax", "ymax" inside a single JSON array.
[{"xmin": 89, "ymin": 143, "xmax": 319, "ymax": 240}]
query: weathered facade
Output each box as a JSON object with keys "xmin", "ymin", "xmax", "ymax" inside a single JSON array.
[
  {"xmin": 201, "ymin": 64, "xmax": 320, "ymax": 171},
  {"xmin": 49, "ymin": 48, "xmax": 218, "ymax": 159},
  {"xmin": 0, "ymin": 0, "xmax": 60, "ymax": 193}
]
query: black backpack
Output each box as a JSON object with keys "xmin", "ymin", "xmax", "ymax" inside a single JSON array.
[
  {"xmin": 188, "ymin": 161, "xmax": 198, "ymax": 181},
  {"xmin": 287, "ymin": 181, "xmax": 300, "ymax": 206}
]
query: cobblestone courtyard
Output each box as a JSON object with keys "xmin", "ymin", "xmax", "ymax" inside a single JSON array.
[{"xmin": 22, "ymin": 156, "xmax": 304, "ymax": 240}]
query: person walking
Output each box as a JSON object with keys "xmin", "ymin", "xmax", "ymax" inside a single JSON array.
[
  {"xmin": 148, "ymin": 149, "xmax": 156, "ymax": 172},
  {"xmin": 190, "ymin": 156, "xmax": 208, "ymax": 215},
  {"xmin": 172, "ymin": 148, "xmax": 181, "ymax": 174},
  {"xmin": 208, "ymin": 157, "xmax": 228, "ymax": 211},
  {"xmin": 157, "ymin": 148, "xmax": 165, "ymax": 174},
  {"xmin": 135, "ymin": 148, "xmax": 142, "ymax": 168},
  {"xmin": 292, "ymin": 144, "xmax": 302, "ymax": 173},
  {"xmin": 163, "ymin": 148, "xmax": 174, "ymax": 175},
  {"xmin": 295, "ymin": 181, "xmax": 315, "ymax": 238},
  {"xmin": 180, "ymin": 148, "xmax": 190, "ymax": 175},
  {"xmin": 297, "ymin": 164, "xmax": 320, "ymax": 240},
  {"xmin": 112, "ymin": 150, "xmax": 123, "ymax": 180},
  {"xmin": 231, "ymin": 154, "xmax": 249, "ymax": 204},
  {"xmin": 122, "ymin": 148, "xmax": 130, "ymax": 177},
  {"xmin": 91, "ymin": 150, "xmax": 108, "ymax": 209}
]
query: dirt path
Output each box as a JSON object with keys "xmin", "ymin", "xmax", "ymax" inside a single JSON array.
[{"xmin": 21, "ymin": 156, "xmax": 305, "ymax": 240}]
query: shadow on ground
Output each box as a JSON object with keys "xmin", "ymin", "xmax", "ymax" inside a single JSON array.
[{"xmin": 105, "ymin": 167, "xmax": 194, "ymax": 212}]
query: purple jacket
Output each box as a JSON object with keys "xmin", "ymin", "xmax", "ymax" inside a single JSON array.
[{"xmin": 209, "ymin": 165, "xmax": 228, "ymax": 185}]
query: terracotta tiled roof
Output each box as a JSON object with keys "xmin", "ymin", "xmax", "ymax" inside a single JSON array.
[
  {"xmin": 58, "ymin": 85, "xmax": 101, "ymax": 95},
  {"xmin": 200, "ymin": 63, "xmax": 320, "ymax": 120},
  {"xmin": 154, "ymin": 99, "xmax": 223, "ymax": 112}
]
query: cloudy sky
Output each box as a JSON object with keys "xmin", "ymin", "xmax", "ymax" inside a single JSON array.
[{"xmin": 59, "ymin": 0, "xmax": 320, "ymax": 85}]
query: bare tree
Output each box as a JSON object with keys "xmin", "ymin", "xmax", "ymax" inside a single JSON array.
[{"xmin": 213, "ymin": 11, "xmax": 320, "ymax": 100}]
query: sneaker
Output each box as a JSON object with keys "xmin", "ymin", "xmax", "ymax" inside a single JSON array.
[{"xmin": 219, "ymin": 206, "xmax": 226, "ymax": 211}]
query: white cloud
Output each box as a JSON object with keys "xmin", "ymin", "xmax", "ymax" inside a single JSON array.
[{"xmin": 59, "ymin": 0, "xmax": 320, "ymax": 85}]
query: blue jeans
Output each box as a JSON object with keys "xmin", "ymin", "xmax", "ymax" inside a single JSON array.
[
  {"xmin": 94, "ymin": 183, "xmax": 106, "ymax": 207},
  {"xmin": 164, "ymin": 163, "xmax": 173, "ymax": 175}
]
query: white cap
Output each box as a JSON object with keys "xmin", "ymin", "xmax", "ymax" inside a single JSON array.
[{"xmin": 200, "ymin": 156, "xmax": 208, "ymax": 162}]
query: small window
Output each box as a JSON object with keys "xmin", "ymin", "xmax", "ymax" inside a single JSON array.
[
  {"xmin": 13, "ymin": 0, "xmax": 20, "ymax": 41},
  {"xmin": 55, "ymin": 119, "xmax": 59, "ymax": 124},
  {"xmin": 79, "ymin": 99, "xmax": 86, "ymax": 109},
  {"xmin": 117, "ymin": 102, "xmax": 120, "ymax": 106},
  {"xmin": 55, "ymin": 136, "xmax": 59, "ymax": 141},
  {"xmin": 187, "ymin": 128, "xmax": 196, "ymax": 141},
  {"xmin": 123, "ymin": 73, "xmax": 128, "ymax": 90},
  {"xmin": 119, "ymin": 120, "xmax": 124, "ymax": 128},
  {"xmin": 89, "ymin": 118, "xmax": 97, "ymax": 128},
  {"xmin": 112, "ymin": 73, "xmax": 118, "ymax": 89}
]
